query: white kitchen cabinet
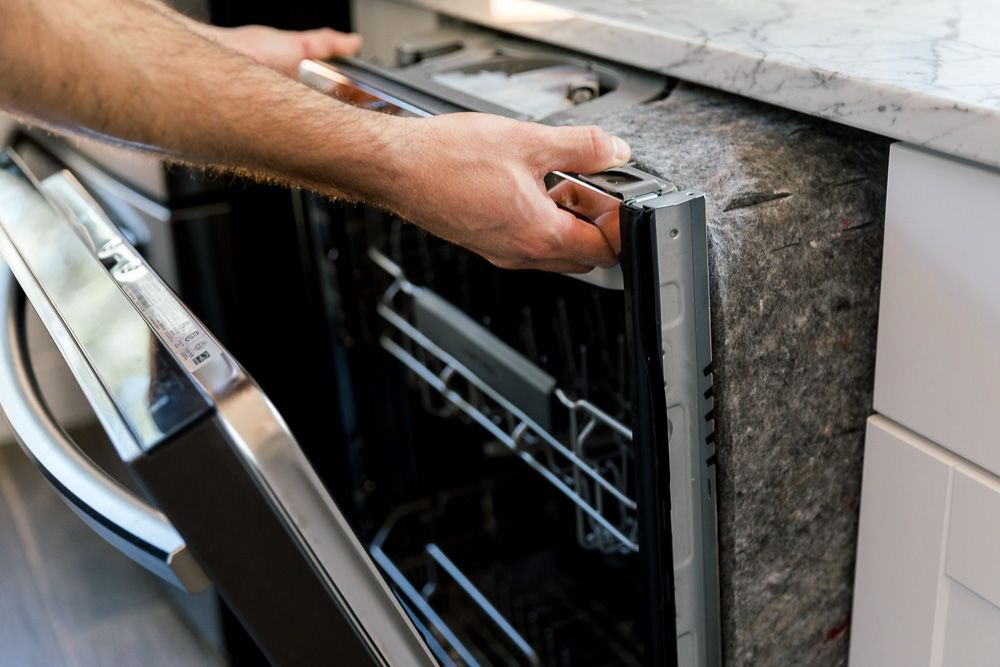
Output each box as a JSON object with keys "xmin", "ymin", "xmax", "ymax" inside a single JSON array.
[
  {"xmin": 874, "ymin": 144, "xmax": 1000, "ymax": 478},
  {"xmin": 850, "ymin": 415, "xmax": 1000, "ymax": 666}
]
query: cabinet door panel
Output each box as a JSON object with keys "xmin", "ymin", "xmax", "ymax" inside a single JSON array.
[
  {"xmin": 851, "ymin": 416, "xmax": 1000, "ymax": 667},
  {"xmin": 849, "ymin": 416, "xmax": 951, "ymax": 667},
  {"xmin": 874, "ymin": 144, "xmax": 1000, "ymax": 477}
]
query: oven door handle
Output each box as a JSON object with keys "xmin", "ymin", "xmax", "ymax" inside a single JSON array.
[{"xmin": 0, "ymin": 172, "xmax": 210, "ymax": 593}]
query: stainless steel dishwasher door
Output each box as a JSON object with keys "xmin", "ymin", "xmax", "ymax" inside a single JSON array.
[{"xmin": 0, "ymin": 146, "xmax": 437, "ymax": 667}]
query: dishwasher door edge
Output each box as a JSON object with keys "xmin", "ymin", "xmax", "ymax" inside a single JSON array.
[{"xmin": 622, "ymin": 189, "xmax": 721, "ymax": 667}]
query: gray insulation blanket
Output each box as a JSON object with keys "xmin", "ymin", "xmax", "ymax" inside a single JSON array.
[{"xmin": 585, "ymin": 83, "xmax": 890, "ymax": 666}]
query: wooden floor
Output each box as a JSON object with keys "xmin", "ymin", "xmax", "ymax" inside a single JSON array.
[{"xmin": 0, "ymin": 443, "xmax": 225, "ymax": 667}]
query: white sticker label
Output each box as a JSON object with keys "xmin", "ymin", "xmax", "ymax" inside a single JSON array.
[{"xmin": 115, "ymin": 263, "xmax": 222, "ymax": 373}]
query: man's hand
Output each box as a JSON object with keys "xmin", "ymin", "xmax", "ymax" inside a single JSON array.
[
  {"xmin": 547, "ymin": 176, "xmax": 624, "ymax": 255},
  {"xmin": 380, "ymin": 114, "xmax": 631, "ymax": 272},
  {"xmin": 203, "ymin": 25, "xmax": 362, "ymax": 77}
]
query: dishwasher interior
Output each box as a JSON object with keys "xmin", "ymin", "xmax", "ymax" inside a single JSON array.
[
  {"xmin": 306, "ymin": 201, "xmax": 645, "ymax": 667},
  {"xmin": 292, "ymin": 18, "xmax": 719, "ymax": 666}
]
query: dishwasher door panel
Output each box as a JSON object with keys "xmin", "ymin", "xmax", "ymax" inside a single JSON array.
[{"xmin": 0, "ymin": 146, "xmax": 436, "ymax": 667}]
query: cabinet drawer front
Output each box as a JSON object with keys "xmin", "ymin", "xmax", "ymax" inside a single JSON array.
[
  {"xmin": 850, "ymin": 416, "xmax": 1000, "ymax": 667},
  {"xmin": 874, "ymin": 144, "xmax": 1000, "ymax": 476},
  {"xmin": 849, "ymin": 416, "xmax": 951, "ymax": 666},
  {"xmin": 945, "ymin": 470, "xmax": 1000, "ymax": 610}
]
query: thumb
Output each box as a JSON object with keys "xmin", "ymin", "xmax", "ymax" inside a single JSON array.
[
  {"xmin": 535, "ymin": 125, "xmax": 631, "ymax": 175},
  {"xmin": 301, "ymin": 29, "xmax": 363, "ymax": 59}
]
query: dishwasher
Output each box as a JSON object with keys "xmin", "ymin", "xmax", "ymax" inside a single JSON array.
[
  {"xmin": 293, "ymin": 25, "xmax": 719, "ymax": 667},
  {"xmin": 0, "ymin": 24, "xmax": 719, "ymax": 667}
]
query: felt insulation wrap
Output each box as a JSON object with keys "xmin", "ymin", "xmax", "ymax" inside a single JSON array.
[{"xmin": 584, "ymin": 83, "xmax": 890, "ymax": 666}]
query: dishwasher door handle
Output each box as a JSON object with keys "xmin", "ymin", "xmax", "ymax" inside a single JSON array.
[
  {"xmin": 0, "ymin": 148, "xmax": 209, "ymax": 593},
  {"xmin": 0, "ymin": 268, "xmax": 210, "ymax": 592}
]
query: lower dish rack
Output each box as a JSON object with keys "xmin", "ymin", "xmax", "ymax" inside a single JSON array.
[
  {"xmin": 371, "ymin": 503, "xmax": 540, "ymax": 667},
  {"xmin": 369, "ymin": 491, "xmax": 645, "ymax": 667},
  {"xmin": 369, "ymin": 248, "xmax": 638, "ymax": 554}
]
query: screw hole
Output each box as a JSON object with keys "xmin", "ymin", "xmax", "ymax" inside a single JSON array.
[{"xmin": 670, "ymin": 229, "xmax": 679, "ymax": 239}]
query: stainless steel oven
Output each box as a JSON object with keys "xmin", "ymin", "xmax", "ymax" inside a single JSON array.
[{"xmin": 0, "ymin": 24, "xmax": 719, "ymax": 667}]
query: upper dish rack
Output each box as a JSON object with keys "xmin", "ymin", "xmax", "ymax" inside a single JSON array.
[{"xmin": 369, "ymin": 247, "xmax": 638, "ymax": 554}]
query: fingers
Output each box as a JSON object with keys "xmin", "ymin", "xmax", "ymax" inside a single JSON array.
[
  {"xmin": 592, "ymin": 207, "xmax": 622, "ymax": 255},
  {"xmin": 545, "ymin": 207, "xmax": 618, "ymax": 269},
  {"xmin": 481, "ymin": 205, "xmax": 616, "ymax": 272},
  {"xmin": 548, "ymin": 178, "xmax": 618, "ymax": 221},
  {"xmin": 301, "ymin": 29, "xmax": 362, "ymax": 59},
  {"xmin": 532, "ymin": 124, "xmax": 631, "ymax": 175},
  {"xmin": 488, "ymin": 258, "xmax": 596, "ymax": 274},
  {"xmin": 548, "ymin": 179, "xmax": 623, "ymax": 254},
  {"xmin": 531, "ymin": 261, "xmax": 596, "ymax": 274}
]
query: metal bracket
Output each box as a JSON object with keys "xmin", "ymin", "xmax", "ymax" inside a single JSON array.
[{"xmin": 578, "ymin": 165, "xmax": 676, "ymax": 201}]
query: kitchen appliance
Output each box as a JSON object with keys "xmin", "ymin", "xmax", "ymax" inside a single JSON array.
[
  {"xmin": 0, "ymin": 129, "xmax": 256, "ymax": 655},
  {"xmin": 292, "ymin": 29, "xmax": 719, "ymax": 666},
  {"xmin": 0, "ymin": 23, "xmax": 719, "ymax": 667}
]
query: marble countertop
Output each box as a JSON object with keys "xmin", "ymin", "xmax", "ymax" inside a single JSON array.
[{"xmin": 406, "ymin": 0, "xmax": 1000, "ymax": 168}]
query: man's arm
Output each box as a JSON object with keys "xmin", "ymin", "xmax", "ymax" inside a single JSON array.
[
  {"xmin": 182, "ymin": 20, "xmax": 365, "ymax": 78},
  {"xmin": 0, "ymin": 0, "xmax": 631, "ymax": 272}
]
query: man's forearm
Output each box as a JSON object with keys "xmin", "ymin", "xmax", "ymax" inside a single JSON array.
[
  {"xmin": 0, "ymin": 0, "xmax": 631, "ymax": 271},
  {"xmin": 0, "ymin": 0, "xmax": 396, "ymax": 200}
]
